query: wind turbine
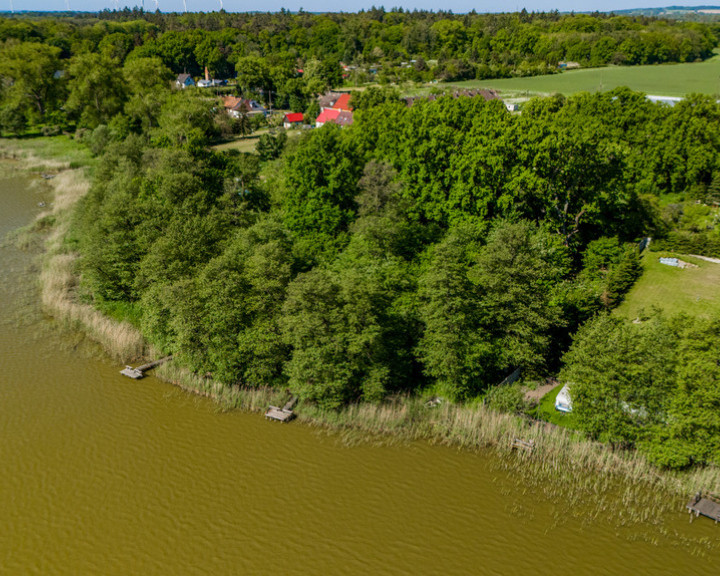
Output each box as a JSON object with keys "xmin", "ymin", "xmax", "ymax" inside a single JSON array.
[
  {"xmin": 65, "ymin": 0, "xmax": 71, "ymax": 10},
  {"xmin": 183, "ymin": 0, "xmax": 187, "ymax": 12},
  {"xmin": 10, "ymin": 0, "xmax": 14, "ymax": 14},
  {"xmin": 154, "ymin": 0, "xmax": 159, "ymax": 10},
  {"xmin": 219, "ymin": 0, "xmax": 223, "ymax": 10}
]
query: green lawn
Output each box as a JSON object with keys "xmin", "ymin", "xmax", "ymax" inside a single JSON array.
[
  {"xmin": 615, "ymin": 252, "xmax": 720, "ymax": 320},
  {"xmin": 440, "ymin": 53, "xmax": 720, "ymax": 97},
  {"xmin": 212, "ymin": 128, "xmax": 302, "ymax": 154},
  {"xmin": 533, "ymin": 385, "xmax": 580, "ymax": 429}
]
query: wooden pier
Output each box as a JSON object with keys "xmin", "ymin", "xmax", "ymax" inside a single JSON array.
[
  {"xmin": 265, "ymin": 396, "xmax": 298, "ymax": 423},
  {"xmin": 120, "ymin": 356, "xmax": 173, "ymax": 379},
  {"xmin": 687, "ymin": 493, "xmax": 720, "ymax": 524},
  {"xmin": 511, "ymin": 438, "xmax": 535, "ymax": 452}
]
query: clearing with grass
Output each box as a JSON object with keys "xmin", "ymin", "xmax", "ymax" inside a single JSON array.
[
  {"xmin": 616, "ymin": 253, "xmax": 720, "ymax": 320},
  {"xmin": 442, "ymin": 52, "xmax": 720, "ymax": 97}
]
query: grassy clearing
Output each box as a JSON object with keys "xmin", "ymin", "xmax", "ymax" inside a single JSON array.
[
  {"xmin": 0, "ymin": 135, "xmax": 95, "ymax": 171},
  {"xmin": 533, "ymin": 385, "xmax": 581, "ymax": 430},
  {"xmin": 616, "ymin": 252, "xmax": 720, "ymax": 320},
  {"xmin": 212, "ymin": 128, "xmax": 302, "ymax": 154},
  {"xmin": 438, "ymin": 53, "xmax": 720, "ymax": 97}
]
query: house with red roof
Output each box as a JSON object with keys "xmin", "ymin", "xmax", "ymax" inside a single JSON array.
[
  {"xmin": 315, "ymin": 108, "xmax": 340, "ymax": 128},
  {"xmin": 283, "ymin": 112, "xmax": 304, "ymax": 129},
  {"xmin": 316, "ymin": 91, "xmax": 354, "ymax": 128}
]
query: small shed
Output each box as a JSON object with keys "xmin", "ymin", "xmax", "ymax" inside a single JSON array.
[
  {"xmin": 555, "ymin": 384, "xmax": 573, "ymax": 413},
  {"xmin": 283, "ymin": 112, "xmax": 304, "ymax": 129}
]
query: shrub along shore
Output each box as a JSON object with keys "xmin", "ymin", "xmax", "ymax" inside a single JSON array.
[{"xmin": 4, "ymin": 138, "xmax": 720, "ymax": 522}]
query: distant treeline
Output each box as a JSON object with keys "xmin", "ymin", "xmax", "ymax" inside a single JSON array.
[
  {"xmin": 1, "ymin": 11, "xmax": 718, "ymax": 134},
  {"xmin": 1, "ymin": 10, "xmax": 717, "ymax": 82}
]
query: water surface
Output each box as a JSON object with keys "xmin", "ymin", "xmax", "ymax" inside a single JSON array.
[{"xmin": 1, "ymin": 166, "xmax": 719, "ymax": 575}]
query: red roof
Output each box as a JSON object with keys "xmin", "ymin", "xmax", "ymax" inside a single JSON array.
[
  {"xmin": 223, "ymin": 96, "xmax": 243, "ymax": 109},
  {"xmin": 333, "ymin": 93, "xmax": 352, "ymax": 111},
  {"xmin": 284, "ymin": 112, "xmax": 304, "ymax": 123},
  {"xmin": 316, "ymin": 109, "xmax": 340, "ymax": 124}
]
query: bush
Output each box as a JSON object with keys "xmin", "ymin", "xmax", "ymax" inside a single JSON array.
[{"xmin": 483, "ymin": 384, "xmax": 526, "ymax": 414}]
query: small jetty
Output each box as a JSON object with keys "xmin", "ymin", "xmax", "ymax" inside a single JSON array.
[
  {"xmin": 120, "ymin": 356, "xmax": 173, "ymax": 379},
  {"xmin": 265, "ymin": 396, "xmax": 298, "ymax": 423},
  {"xmin": 687, "ymin": 492, "xmax": 720, "ymax": 524},
  {"xmin": 511, "ymin": 438, "xmax": 535, "ymax": 453}
]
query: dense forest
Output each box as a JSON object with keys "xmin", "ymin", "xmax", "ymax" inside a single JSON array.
[
  {"xmin": 2, "ymin": 12, "xmax": 720, "ymax": 471},
  {"xmin": 63, "ymin": 86, "xmax": 720, "ymax": 470}
]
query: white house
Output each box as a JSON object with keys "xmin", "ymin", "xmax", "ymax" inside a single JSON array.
[{"xmin": 176, "ymin": 73, "xmax": 195, "ymax": 89}]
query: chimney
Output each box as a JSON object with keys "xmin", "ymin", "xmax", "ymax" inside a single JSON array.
[{"xmin": 205, "ymin": 66, "xmax": 210, "ymax": 82}]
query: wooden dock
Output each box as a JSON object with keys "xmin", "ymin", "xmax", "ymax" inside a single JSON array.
[
  {"xmin": 120, "ymin": 356, "xmax": 173, "ymax": 379},
  {"xmin": 687, "ymin": 493, "xmax": 720, "ymax": 524},
  {"xmin": 511, "ymin": 438, "xmax": 535, "ymax": 452},
  {"xmin": 265, "ymin": 396, "xmax": 298, "ymax": 423}
]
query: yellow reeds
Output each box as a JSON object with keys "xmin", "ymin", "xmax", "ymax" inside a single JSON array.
[
  {"xmin": 39, "ymin": 170, "xmax": 146, "ymax": 361},
  {"xmin": 3, "ymin": 144, "xmax": 147, "ymax": 363}
]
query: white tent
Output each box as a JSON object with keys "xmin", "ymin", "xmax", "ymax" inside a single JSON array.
[{"xmin": 555, "ymin": 384, "xmax": 573, "ymax": 413}]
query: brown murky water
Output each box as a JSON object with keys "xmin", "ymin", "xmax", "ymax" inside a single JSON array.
[{"xmin": 1, "ymin": 167, "xmax": 720, "ymax": 575}]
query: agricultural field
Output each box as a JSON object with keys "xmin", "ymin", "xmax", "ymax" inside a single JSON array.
[
  {"xmin": 615, "ymin": 252, "xmax": 720, "ymax": 320},
  {"xmin": 441, "ymin": 52, "xmax": 720, "ymax": 97}
]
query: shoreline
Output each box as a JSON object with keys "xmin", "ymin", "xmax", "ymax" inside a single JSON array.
[{"xmin": 4, "ymin": 136, "xmax": 720, "ymax": 515}]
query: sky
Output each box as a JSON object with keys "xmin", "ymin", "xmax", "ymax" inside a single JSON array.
[{"xmin": 3, "ymin": 0, "xmax": 717, "ymax": 15}]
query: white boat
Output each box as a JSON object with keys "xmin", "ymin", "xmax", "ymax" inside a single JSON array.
[{"xmin": 555, "ymin": 384, "xmax": 573, "ymax": 413}]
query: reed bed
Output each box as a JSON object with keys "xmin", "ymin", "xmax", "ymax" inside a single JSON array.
[
  {"xmin": 155, "ymin": 362, "xmax": 287, "ymax": 412},
  {"xmin": 3, "ymin": 143, "xmax": 146, "ymax": 362},
  {"xmin": 39, "ymin": 170, "xmax": 146, "ymax": 361}
]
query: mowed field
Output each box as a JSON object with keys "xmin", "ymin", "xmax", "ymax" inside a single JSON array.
[
  {"xmin": 442, "ymin": 53, "xmax": 720, "ymax": 97},
  {"xmin": 615, "ymin": 253, "xmax": 720, "ymax": 320}
]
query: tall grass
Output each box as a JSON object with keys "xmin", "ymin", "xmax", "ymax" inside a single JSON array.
[
  {"xmin": 156, "ymin": 362, "xmax": 286, "ymax": 412},
  {"xmin": 3, "ymin": 139, "xmax": 146, "ymax": 362},
  {"xmin": 40, "ymin": 170, "xmax": 146, "ymax": 362}
]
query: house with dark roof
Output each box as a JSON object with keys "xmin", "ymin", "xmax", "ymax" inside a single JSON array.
[
  {"xmin": 318, "ymin": 91, "xmax": 343, "ymax": 111},
  {"xmin": 334, "ymin": 110, "xmax": 354, "ymax": 127},
  {"xmin": 223, "ymin": 96, "xmax": 267, "ymax": 118},
  {"xmin": 176, "ymin": 73, "xmax": 195, "ymax": 89}
]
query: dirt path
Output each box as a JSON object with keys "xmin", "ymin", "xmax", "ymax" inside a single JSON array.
[
  {"xmin": 690, "ymin": 254, "xmax": 720, "ymax": 265},
  {"xmin": 524, "ymin": 382, "xmax": 558, "ymax": 403}
]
